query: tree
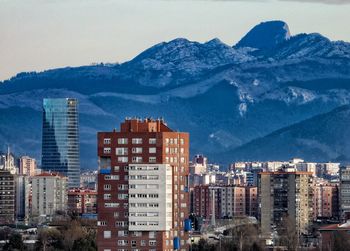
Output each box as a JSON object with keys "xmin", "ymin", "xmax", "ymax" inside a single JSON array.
[
  {"xmin": 224, "ymin": 223, "xmax": 263, "ymax": 251},
  {"xmin": 2, "ymin": 232, "xmax": 26, "ymax": 251},
  {"xmin": 191, "ymin": 238, "xmax": 216, "ymax": 251},
  {"xmin": 36, "ymin": 228, "xmax": 63, "ymax": 251},
  {"xmin": 61, "ymin": 220, "xmax": 86, "ymax": 250},
  {"xmin": 0, "ymin": 227, "xmax": 14, "ymax": 241},
  {"xmin": 277, "ymin": 215, "xmax": 298, "ymax": 251},
  {"xmin": 72, "ymin": 233, "xmax": 97, "ymax": 251}
]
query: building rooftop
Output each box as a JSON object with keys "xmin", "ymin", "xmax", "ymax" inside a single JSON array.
[
  {"xmin": 319, "ymin": 220, "xmax": 350, "ymax": 231},
  {"xmin": 120, "ymin": 118, "xmax": 173, "ymax": 133},
  {"xmin": 35, "ymin": 172, "xmax": 66, "ymax": 178}
]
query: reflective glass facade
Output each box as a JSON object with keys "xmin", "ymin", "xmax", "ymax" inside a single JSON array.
[{"xmin": 42, "ymin": 98, "xmax": 80, "ymax": 188}]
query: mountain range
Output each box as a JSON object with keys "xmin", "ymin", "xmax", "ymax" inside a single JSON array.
[{"xmin": 1, "ymin": 20, "xmax": 350, "ymax": 168}]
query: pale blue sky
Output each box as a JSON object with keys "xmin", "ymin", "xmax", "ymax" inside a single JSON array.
[{"xmin": 0, "ymin": 0, "xmax": 349, "ymax": 81}]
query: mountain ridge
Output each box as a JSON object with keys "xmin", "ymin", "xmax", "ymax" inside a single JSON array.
[{"xmin": 1, "ymin": 20, "xmax": 350, "ymax": 167}]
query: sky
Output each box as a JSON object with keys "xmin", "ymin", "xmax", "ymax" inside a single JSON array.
[{"xmin": 0, "ymin": 0, "xmax": 349, "ymax": 81}]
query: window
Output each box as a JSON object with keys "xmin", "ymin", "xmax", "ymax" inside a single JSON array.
[
  {"xmin": 103, "ymin": 148, "xmax": 111, "ymax": 154},
  {"xmin": 104, "ymin": 203, "xmax": 119, "ymax": 208},
  {"xmin": 115, "ymin": 221, "xmax": 128, "ymax": 227},
  {"xmin": 132, "ymin": 138, "xmax": 142, "ymax": 144},
  {"xmin": 165, "ymin": 138, "xmax": 169, "ymax": 144},
  {"xmin": 149, "ymin": 157, "xmax": 157, "ymax": 163},
  {"xmin": 114, "ymin": 212, "xmax": 119, "ymax": 218},
  {"xmin": 118, "ymin": 157, "xmax": 128, "ymax": 163},
  {"xmin": 133, "ymin": 231, "xmax": 142, "ymax": 237},
  {"xmin": 165, "ymin": 147, "xmax": 169, "ymax": 154},
  {"xmin": 116, "ymin": 148, "xmax": 128, "ymax": 155},
  {"xmin": 103, "ymin": 231, "xmax": 111, "ymax": 239},
  {"xmin": 148, "ymin": 175, "xmax": 159, "ymax": 180},
  {"xmin": 98, "ymin": 221, "xmax": 107, "ymax": 226},
  {"xmin": 118, "ymin": 138, "xmax": 128, "ymax": 144},
  {"xmin": 105, "ymin": 175, "xmax": 119, "ymax": 180},
  {"xmin": 149, "ymin": 203, "xmax": 159, "ymax": 207},
  {"xmin": 180, "ymin": 157, "xmax": 185, "ymax": 163},
  {"xmin": 118, "ymin": 194, "xmax": 128, "ymax": 200},
  {"xmin": 132, "ymin": 147, "xmax": 143, "ymax": 154},
  {"xmin": 104, "ymin": 194, "xmax": 111, "ymax": 200},
  {"xmin": 180, "ymin": 138, "xmax": 184, "ymax": 145},
  {"xmin": 118, "ymin": 184, "xmax": 128, "ymax": 190},
  {"xmin": 149, "ymin": 240, "xmax": 157, "ymax": 246},
  {"xmin": 149, "ymin": 194, "xmax": 159, "ymax": 198},
  {"xmin": 104, "ymin": 138, "xmax": 111, "ymax": 144},
  {"xmin": 104, "ymin": 184, "xmax": 111, "ymax": 190},
  {"xmin": 114, "ymin": 166, "xmax": 120, "ymax": 171},
  {"xmin": 117, "ymin": 240, "xmax": 128, "ymax": 246},
  {"xmin": 131, "ymin": 240, "xmax": 137, "ymax": 247},
  {"xmin": 149, "ymin": 138, "xmax": 156, "ymax": 144},
  {"xmin": 149, "ymin": 147, "xmax": 156, "ymax": 154},
  {"xmin": 132, "ymin": 157, "xmax": 142, "ymax": 163},
  {"xmin": 141, "ymin": 240, "xmax": 146, "ymax": 246}
]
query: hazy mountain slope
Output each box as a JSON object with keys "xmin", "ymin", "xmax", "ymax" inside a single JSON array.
[
  {"xmin": 1, "ymin": 20, "xmax": 350, "ymax": 167},
  {"xmin": 225, "ymin": 105, "xmax": 350, "ymax": 163}
]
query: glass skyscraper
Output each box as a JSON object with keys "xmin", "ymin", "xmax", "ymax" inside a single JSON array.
[{"xmin": 41, "ymin": 98, "xmax": 80, "ymax": 188}]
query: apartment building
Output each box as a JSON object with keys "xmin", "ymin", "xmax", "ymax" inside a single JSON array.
[
  {"xmin": 340, "ymin": 166, "xmax": 350, "ymax": 221},
  {"xmin": 68, "ymin": 188, "xmax": 97, "ymax": 215},
  {"xmin": 313, "ymin": 178, "xmax": 339, "ymax": 220},
  {"xmin": 192, "ymin": 185, "xmax": 257, "ymax": 219},
  {"xmin": 0, "ymin": 169, "xmax": 16, "ymax": 224},
  {"xmin": 97, "ymin": 118, "xmax": 190, "ymax": 251},
  {"xmin": 258, "ymin": 172, "xmax": 313, "ymax": 238},
  {"xmin": 31, "ymin": 172, "xmax": 68, "ymax": 217},
  {"xmin": 19, "ymin": 156, "xmax": 37, "ymax": 176}
]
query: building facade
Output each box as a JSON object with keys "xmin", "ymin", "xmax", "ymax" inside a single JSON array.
[
  {"xmin": 19, "ymin": 156, "xmax": 37, "ymax": 176},
  {"xmin": 97, "ymin": 118, "xmax": 190, "ymax": 251},
  {"xmin": 258, "ymin": 172, "xmax": 313, "ymax": 238},
  {"xmin": 0, "ymin": 170, "xmax": 16, "ymax": 224},
  {"xmin": 313, "ymin": 179, "xmax": 339, "ymax": 220},
  {"xmin": 15, "ymin": 175, "xmax": 30, "ymax": 221},
  {"xmin": 31, "ymin": 172, "xmax": 68, "ymax": 217},
  {"xmin": 192, "ymin": 185, "xmax": 257, "ymax": 219},
  {"xmin": 68, "ymin": 188, "xmax": 97, "ymax": 215},
  {"xmin": 340, "ymin": 166, "xmax": 350, "ymax": 221},
  {"xmin": 41, "ymin": 98, "xmax": 80, "ymax": 188}
]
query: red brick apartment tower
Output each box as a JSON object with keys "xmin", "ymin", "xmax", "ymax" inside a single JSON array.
[{"xmin": 97, "ymin": 118, "xmax": 190, "ymax": 251}]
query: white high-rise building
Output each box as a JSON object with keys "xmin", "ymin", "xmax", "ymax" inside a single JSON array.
[
  {"xmin": 31, "ymin": 172, "xmax": 68, "ymax": 217},
  {"xmin": 128, "ymin": 164, "xmax": 173, "ymax": 231}
]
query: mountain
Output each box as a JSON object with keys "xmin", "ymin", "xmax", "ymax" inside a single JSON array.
[
  {"xmin": 236, "ymin": 20, "xmax": 291, "ymax": 50},
  {"xmin": 225, "ymin": 105, "xmax": 350, "ymax": 163},
  {"xmin": 1, "ymin": 20, "xmax": 350, "ymax": 168}
]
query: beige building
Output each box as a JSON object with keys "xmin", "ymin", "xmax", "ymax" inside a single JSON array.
[
  {"xmin": 31, "ymin": 172, "xmax": 68, "ymax": 217},
  {"xmin": 19, "ymin": 156, "xmax": 36, "ymax": 176},
  {"xmin": 259, "ymin": 172, "xmax": 313, "ymax": 239}
]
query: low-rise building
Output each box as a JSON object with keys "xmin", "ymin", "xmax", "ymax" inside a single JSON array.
[{"xmin": 68, "ymin": 188, "xmax": 97, "ymax": 215}]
